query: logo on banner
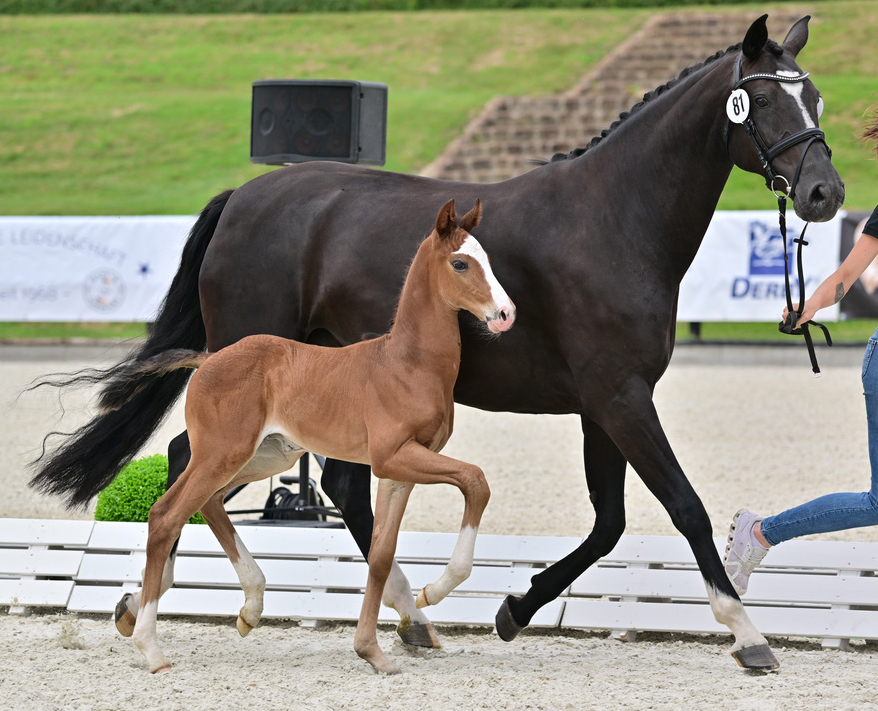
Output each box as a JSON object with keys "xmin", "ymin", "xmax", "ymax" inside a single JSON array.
[
  {"xmin": 83, "ymin": 269, "xmax": 126, "ymax": 312},
  {"xmin": 748, "ymin": 220, "xmax": 794, "ymax": 276}
]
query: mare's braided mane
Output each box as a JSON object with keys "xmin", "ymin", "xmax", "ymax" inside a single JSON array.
[{"xmin": 544, "ymin": 40, "xmax": 785, "ymax": 164}]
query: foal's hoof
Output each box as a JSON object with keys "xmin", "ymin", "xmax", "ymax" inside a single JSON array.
[
  {"xmin": 731, "ymin": 643, "xmax": 779, "ymax": 671},
  {"xmin": 236, "ymin": 616, "xmax": 254, "ymax": 637},
  {"xmin": 495, "ymin": 596, "xmax": 525, "ymax": 642},
  {"xmin": 397, "ymin": 618, "xmax": 441, "ymax": 648},
  {"xmin": 114, "ymin": 593, "xmax": 136, "ymax": 638}
]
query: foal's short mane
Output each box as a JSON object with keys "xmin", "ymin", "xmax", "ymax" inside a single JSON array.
[{"xmin": 544, "ymin": 40, "xmax": 785, "ymax": 163}]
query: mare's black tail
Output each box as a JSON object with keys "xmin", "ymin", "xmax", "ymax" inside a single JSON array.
[{"xmin": 28, "ymin": 189, "xmax": 234, "ymax": 509}]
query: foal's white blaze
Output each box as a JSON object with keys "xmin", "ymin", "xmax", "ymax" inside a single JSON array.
[
  {"xmin": 453, "ymin": 235, "xmax": 515, "ymax": 329},
  {"xmin": 776, "ymin": 71, "xmax": 817, "ymax": 128}
]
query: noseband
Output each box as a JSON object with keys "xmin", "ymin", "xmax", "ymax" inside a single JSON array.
[{"xmin": 726, "ymin": 53, "xmax": 833, "ymax": 374}]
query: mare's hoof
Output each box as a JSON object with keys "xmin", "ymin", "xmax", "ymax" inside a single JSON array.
[
  {"xmin": 397, "ymin": 618, "xmax": 441, "ymax": 648},
  {"xmin": 236, "ymin": 616, "xmax": 254, "ymax": 637},
  {"xmin": 151, "ymin": 664, "xmax": 173, "ymax": 674},
  {"xmin": 415, "ymin": 587, "xmax": 430, "ymax": 609},
  {"xmin": 114, "ymin": 593, "xmax": 136, "ymax": 638},
  {"xmin": 731, "ymin": 644, "xmax": 779, "ymax": 671},
  {"xmin": 495, "ymin": 596, "xmax": 525, "ymax": 642}
]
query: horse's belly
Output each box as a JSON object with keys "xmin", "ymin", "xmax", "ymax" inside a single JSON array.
[{"xmin": 262, "ymin": 421, "xmax": 371, "ymax": 466}]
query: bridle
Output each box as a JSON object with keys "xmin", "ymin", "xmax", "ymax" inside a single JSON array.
[{"xmin": 726, "ymin": 52, "xmax": 834, "ymax": 374}]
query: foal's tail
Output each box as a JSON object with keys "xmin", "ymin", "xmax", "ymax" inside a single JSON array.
[
  {"xmin": 98, "ymin": 349, "xmax": 209, "ymax": 413},
  {"xmin": 28, "ymin": 189, "xmax": 234, "ymax": 509}
]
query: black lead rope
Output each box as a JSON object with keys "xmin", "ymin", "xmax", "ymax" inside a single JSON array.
[
  {"xmin": 776, "ymin": 193, "xmax": 832, "ymax": 375},
  {"xmin": 727, "ymin": 55, "xmax": 833, "ymax": 374}
]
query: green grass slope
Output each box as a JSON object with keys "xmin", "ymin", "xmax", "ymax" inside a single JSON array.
[{"xmin": 2, "ymin": 3, "xmax": 875, "ymax": 217}]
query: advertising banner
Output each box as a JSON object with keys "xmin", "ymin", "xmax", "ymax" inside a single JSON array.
[
  {"xmin": 677, "ymin": 210, "xmax": 844, "ymax": 322},
  {"xmin": 0, "ymin": 216, "xmax": 195, "ymax": 322}
]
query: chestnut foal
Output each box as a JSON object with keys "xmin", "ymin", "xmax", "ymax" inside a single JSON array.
[{"xmin": 105, "ymin": 199, "xmax": 515, "ymax": 675}]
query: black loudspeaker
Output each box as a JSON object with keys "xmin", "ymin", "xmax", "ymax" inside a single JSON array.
[{"xmin": 250, "ymin": 80, "xmax": 387, "ymax": 166}]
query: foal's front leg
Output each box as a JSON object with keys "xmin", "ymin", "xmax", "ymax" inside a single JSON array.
[
  {"xmin": 353, "ymin": 478, "xmax": 414, "ymax": 675},
  {"xmin": 378, "ymin": 441, "xmax": 491, "ymax": 608}
]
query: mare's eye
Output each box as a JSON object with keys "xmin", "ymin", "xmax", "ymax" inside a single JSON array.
[
  {"xmin": 754, "ymin": 96, "xmax": 769, "ymax": 108},
  {"xmin": 816, "ymin": 96, "xmax": 824, "ymax": 118},
  {"xmin": 451, "ymin": 259, "xmax": 468, "ymax": 273}
]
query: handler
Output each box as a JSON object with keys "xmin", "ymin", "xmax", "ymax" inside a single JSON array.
[{"xmin": 725, "ymin": 108, "xmax": 878, "ymax": 595}]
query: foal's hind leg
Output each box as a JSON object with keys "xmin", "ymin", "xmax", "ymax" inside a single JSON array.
[
  {"xmin": 115, "ymin": 540, "xmax": 178, "ymax": 638},
  {"xmin": 116, "ymin": 433, "xmax": 192, "ymax": 637},
  {"xmin": 131, "ymin": 452, "xmax": 251, "ymax": 672},
  {"xmin": 322, "ymin": 459, "xmax": 439, "ymax": 648},
  {"xmin": 199, "ymin": 493, "xmax": 266, "ymax": 637}
]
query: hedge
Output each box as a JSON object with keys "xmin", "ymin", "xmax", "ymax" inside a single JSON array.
[{"xmin": 94, "ymin": 454, "xmax": 206, "ymax": 525}]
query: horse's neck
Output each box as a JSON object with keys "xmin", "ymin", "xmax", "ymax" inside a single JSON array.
[
  {"xmin": 386, "ymin": 241, "xmax": 461, "ymax": 379},
  {"xmin": 571, "ymin": 55, "xmax": 737, "ymax": 273}
]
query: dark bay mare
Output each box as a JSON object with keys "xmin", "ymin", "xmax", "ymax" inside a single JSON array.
[{"xmin": 31, "ymin": 15, "xmax": 843, "ymax": 670}]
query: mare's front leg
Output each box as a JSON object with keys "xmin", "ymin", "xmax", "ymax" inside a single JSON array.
[
  {"xmin": 497, "ymin": 417, "xmax": 628, "ymax": 641},
  {"xmin": 501, "ymin": 377, "xmax": 778, "ymax": 670},
  {"xmin": 375, "ymin": 441, "xmax": 491, "ymax": 608},
  {"xmin": 321, "ymin": 458, "xmax": 439, "ymax": 648},
  {"xmin": 353, "ymin": 478, "xmax": 414, "ymax": 675}
]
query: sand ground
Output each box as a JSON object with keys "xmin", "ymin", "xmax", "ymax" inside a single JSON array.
[{"xmin": 2, "ymin": 342, "xmax": 878, "ymax": 710}]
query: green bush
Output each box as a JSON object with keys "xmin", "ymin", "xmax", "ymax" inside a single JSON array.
[{"xmin": 94, "ymin": 454, "xmax": 206, "ymax": 524}]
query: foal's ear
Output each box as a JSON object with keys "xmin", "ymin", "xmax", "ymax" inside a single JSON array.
[
  {"xmin": 459, "ymin": 199, "xmax": 482, "ymax": 234},
  {"xmin": 742, "ymin": 14, "xmax": 769, "ymax": 61},
  {"xmin": 435, "ymin": 199, "xmax": 457, "ymax": 242},
  {"xmin": 782, "ymin": 16, "xmax": 810, "ymax": 58}
]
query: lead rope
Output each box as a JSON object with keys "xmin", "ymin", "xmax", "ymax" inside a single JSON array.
[
  {"xmin": 728, "ymin": 55, "xmax": 833, "ymax": 374},
  {"xmin": 776, "ymin": 192, "xmax": 832, "ymax": 375}
]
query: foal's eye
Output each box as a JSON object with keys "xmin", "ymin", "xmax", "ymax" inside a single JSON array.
[
  {"xmin": 754, "ymin": 96, "xmax": 769, "ymax": 108},
  {"xmin": 451, "ymin": 259, "xmax": 468, "ymax": 273}
]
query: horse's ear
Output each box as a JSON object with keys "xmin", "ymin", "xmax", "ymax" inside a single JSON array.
[
  {"xmin": 782, "ymin": 16, "xmax": 810, "ymax": 58},
  {"xmin": 742, "ymin": 14, "xmax": 769, "ymax": 61},
  {"xmin": 434, "ymin": 199, "xmax": 457, "ymax": 242},
  {"xmin": 459, "ymin": 199, "xmax": 482, "ymax": 233}
]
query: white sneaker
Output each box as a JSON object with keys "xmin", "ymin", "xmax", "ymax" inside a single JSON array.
[{"xmin": 723, "ymin": 508, "xmax": 769, "ymax": 596}]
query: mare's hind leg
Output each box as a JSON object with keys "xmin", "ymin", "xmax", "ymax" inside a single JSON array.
[
  {"xmin": 322, "ymin": 458, "xmax": 439, "ymax": 648},
  {"xmin": 199, "ymin": 493, "xmax": 267, "ymax": 637},
  {"xmin": 497, "ymin": 417, "xmax": 627, "ymax": 640}
]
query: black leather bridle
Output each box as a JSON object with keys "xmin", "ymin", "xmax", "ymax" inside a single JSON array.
[{"xmin": 727, "ymin": 53, "xmax": 833, "ymax": 374}]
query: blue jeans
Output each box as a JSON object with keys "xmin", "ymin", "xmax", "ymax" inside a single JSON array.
[{"xmin": 761, "ymin": 326, "xmax": 878, "ymax": 546}]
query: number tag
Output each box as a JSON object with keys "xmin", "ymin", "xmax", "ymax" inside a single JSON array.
[{"xmin": 726, "ymin": 89, "xmax": 750, "ymax": 123}]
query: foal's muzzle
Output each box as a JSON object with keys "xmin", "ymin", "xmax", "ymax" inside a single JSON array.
[{"xmin": 487, "ymin": 305, "xmax": 516, "ymax": 334}]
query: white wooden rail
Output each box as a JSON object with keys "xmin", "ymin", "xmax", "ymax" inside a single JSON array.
[{"xmin": 3, "ymin": 518, "xmax": 878, "ymax": 649}]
